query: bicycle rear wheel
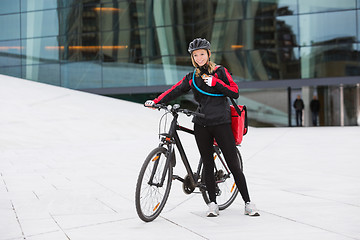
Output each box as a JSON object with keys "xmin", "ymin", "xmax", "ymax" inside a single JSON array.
[
  {"xmin": 135, "ymin": 147, "xmax": 173, "ymax": 222},
  {"xmin": 201, "ymin": 146, "xmax": 243, "ymax": 210}
]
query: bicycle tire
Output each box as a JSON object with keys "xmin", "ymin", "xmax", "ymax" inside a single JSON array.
[
  {"xmin": 201, "ymin": 147, "xmax": 243, "ymax": 210},
  {"xmin": 135, "ymin": 147, "xmax": 173, "ymax": 222}
]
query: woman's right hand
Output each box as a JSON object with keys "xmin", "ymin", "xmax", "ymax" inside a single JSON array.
[{"xmin": 144, "ymin": 100, "xmax": 155, "ymax": 107}]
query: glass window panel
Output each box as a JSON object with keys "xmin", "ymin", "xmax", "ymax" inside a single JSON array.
[
  {"xmin": 191, "ymin": 0, "xmax": 216, "ymax": 24},
  {"xmin": 151, "ymin": 0, "xmax": 232, "ymax": 26},
  {"xmin": 102, "ymin": 30, "xmax": 144, "ymax": 62},
  {"xmin": 103, "ymin": 62, "xmax": 145, "ymax": 87},
  {"xmin": 59, "ymin": 4, "xmax": 100, "ymax": 41},
  {"xmin": 179, "ymin": 0, "xmax": 197, "ymax": 24},
  {"xmin": 21, "ymin": 37, "xmax": 60, "ymax": 65},
  {"xmin": 300, "ymin": 44, "xmax": 360, "ymax": 78},
  {"xmin": 299, "ymin": 11, "xmax": 357, "ymax": 46},
  {"xmin": 221, "ymin": 0, "xmax": 246, "ymax": 20},
  {"xmin": 100, "ymin": 0, "xmax": 166, "ymax": 30},
  {"xmin": 343, "ymin": 85, "xmax": 359, "ymax": 126},
  {"xmin": 22, "ymin": 64, "xmax": 60, "ymax": 85},
  {"xmin": 21, "ymin": 10, "xmax": 59, "ymax": 38},
  {"xmin": 60, "ymin": 33, "xmax": 100, "ymax": 62},
  {"xmin": 83, "ymin": 0, "xmax": 97, "ymax": 3},
  {"xmin": 193, "ymin": 21, "xmax": 213, "ymax": 41},
  {"xmin": 0, "ymin": 40, "xmax": 21, "ymax": 66},
  {"xmin": 61, "ymin": 62, "xmax": 101, "ymax": 89},
  {"xmin": 147, "ymin": 26, "xmax": 192, "ymax": 58},
  {"xmin": 134, "ymin": 0, "xmax": 150, "ymax": 28},
  {"xmin": 299, "ymin": 0, "xmax": 356, "ymax": 14},
  {"xmin": 189, "ymin": 0, "xmax": 246, "ymax": 22},
  {"xmin": 239, "ymin": 88, "xmax": 289, "ymax": 126},
  {"xmin": 0, "ymin": 14, "xmax": 20, "ymax": 41},
  {"xmin": 0, "ymin": 0, "xmax": 20, "ymax": 14},
  {"xmin": 215, "ymin": 51, "xmax": 246, "ymax": 81},
  {"xmin": 146, "ymin": 56, "xmax": 190, "ymax": 86},
  {"xmin": 59, "ymin": 6, "xmax": 81, "ymax": 36},
  {"xmin": 207, "ymin": 20, "xmax": 245, "ymax": 54},
  {"xmin": 191, "ymin": 0, "xmax": 246, "ymax": 22},
  {"xmin": 146, "ymin": 60, "xmax": 165, "ymax": 86},
  {"xmin": 0, "ymin": 66, "xmax": 21, "ymax": 78},
  {"xmin": 242, "ymin": 15, "xmax": 298, "ymax": 50},
  {"xmin": 246, "ymin": 47, "xmax": 300, "ymax": 80},
  {"xmin": 101, "ymin": 2, "xmax": 133, "ymax": 32},
  {"xmin": 57, "ymin": 0, "xmax": 81, "ymax": 8},
  {"xmin": 152, "ymin": 0, "xmax": 175, "ymax": 26},
  {"xmin": 358, "ymin": 10, "xmax": 360, "ymax": 42},
  {"xmin": 276, "ymin": 16, "xmax": 299, "ymax": 47},
  {"xmin": 246, "ymin": 0, "xmax": 298, "ymax": 18},
  {"xmin": 152, "ymin": 0, "xmax": 203, "ymax": 27},
  {"xmin": 252, "ymin": 17, "xmax": 278, "ymax": 49},
  {"xmin": 21, "ymin": 0, "xmax": 58, "ymax": 12},
  {"xmin": 174, "ymin": 54, "xmax": 192, "ymax": 68},
  {"xmin": 81, "ymin": 3, "xmax": 100, "ymax": 33}
]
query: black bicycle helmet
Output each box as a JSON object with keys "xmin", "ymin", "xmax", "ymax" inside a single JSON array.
[{"xmin": 188, "ymin": 38, "xmax": 211, "ymax": 54}]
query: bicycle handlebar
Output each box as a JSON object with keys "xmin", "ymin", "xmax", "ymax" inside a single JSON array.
[{"xmin": 145, "ymin": 104, "xmax": 205, "ymax": 118}]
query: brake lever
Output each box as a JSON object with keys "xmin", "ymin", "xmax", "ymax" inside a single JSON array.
[{"xmin": 182, "ymin": 109, "xmax": 191, "ymax": 117}]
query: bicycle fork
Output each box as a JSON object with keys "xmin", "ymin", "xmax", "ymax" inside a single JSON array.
[{"xmin": 147, "ymin": 139, "xmax": 175, "ymax": 188}]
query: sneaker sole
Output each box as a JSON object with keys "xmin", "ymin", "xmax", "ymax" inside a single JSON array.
[
  {"xmin": 245, "ymin": 212, "xmax": 260, "ymax": 217},
  {"xmin": 207, "ymin": 213, "xmax": 219, "ymax": 217}
]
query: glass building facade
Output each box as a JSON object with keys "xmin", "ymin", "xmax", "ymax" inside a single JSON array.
[{"xmin": 1, "ymin": 0, "xmax": 359, "ymax": 126}]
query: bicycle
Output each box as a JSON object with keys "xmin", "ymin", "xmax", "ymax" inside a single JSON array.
[{"xmin": 135, "ymin": 103, "xmax": 243, "ymax": 222}]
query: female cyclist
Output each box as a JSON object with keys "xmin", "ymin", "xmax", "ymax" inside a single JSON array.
[{"xmin": 145, "ymin": 38, "xmax": 259, "ymax": 217}]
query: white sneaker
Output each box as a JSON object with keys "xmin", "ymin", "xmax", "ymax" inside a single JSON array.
[
  {"xmin": 207, "ymin": 202, "xmax": 219, "ymax": 217},
  {"xmin": 245, "ymin": 202, "xmax": 260, "ymax": 216}
]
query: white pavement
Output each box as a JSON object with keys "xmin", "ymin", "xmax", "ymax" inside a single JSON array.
[{"xmin": 1, "ymin": 75, "xmax": 360, "ymax": 240}]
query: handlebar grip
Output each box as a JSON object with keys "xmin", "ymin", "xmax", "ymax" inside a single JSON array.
[
  {"xmin": 153, "ymin": 104, "xmax": 165, "ymax": 109},
  {"xmin": 193, "ymin": 112, "xmax": 205, "ymax": 118},
  {"xmin": 144, "ymin": 103, "xmax": 163, "ymax": 109}
]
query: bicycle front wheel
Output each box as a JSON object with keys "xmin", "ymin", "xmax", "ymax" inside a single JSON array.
[
  {"xmin": 135, "ymin": 147, "xmax": 173, "ymax": 222},
  {"xmin": 201, "ymin": 146, "xmax": 243, "ymax": 210}
]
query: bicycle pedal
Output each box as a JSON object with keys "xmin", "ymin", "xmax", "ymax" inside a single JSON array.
[{"xmin": 172, "ymin": 175, "xmax": 184, "ymax": 182}]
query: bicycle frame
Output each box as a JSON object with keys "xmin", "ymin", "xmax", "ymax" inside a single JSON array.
[
  {"xmin": 156, "ymin": 111, "xmax": 201, "ymax": 188},
  {"xmin": 173, "ymin": 125, "xmax": 202, "ymax": 187},
  {"xmin": 155, "ymin": 109, "xmax": 230, "ymax": 192}
]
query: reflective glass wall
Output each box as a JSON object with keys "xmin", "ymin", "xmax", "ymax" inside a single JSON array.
[{"xmin": 0, "ymin": 0, "xmax": 359, "ymax": 126}]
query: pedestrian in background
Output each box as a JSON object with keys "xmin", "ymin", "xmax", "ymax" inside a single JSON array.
[
  {"xmin": 293, "ymin": 95, "xmax": 304, "ymax": 126},
  {"xmin": 310, "ymin": 95, "xmax": 320, "ymax": 126}
]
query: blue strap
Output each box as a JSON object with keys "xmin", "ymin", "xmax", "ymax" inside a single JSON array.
[{"xmin": 192, "ymin": 69, "xmax": 224, "ymax": 97}]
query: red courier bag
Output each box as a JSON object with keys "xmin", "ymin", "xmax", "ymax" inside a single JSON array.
[
  {"xmin": 230, "ymin": 104, "xmax": 248, "ymax": 145},
  {"xmin": 214, "ymin": 103, "xmax": 248, "ymax": 146}
]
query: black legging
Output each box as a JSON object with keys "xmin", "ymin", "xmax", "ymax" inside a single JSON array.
[{"xmin": 194, "ymin": 123, "xmax": 251, "ymax": 204}]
